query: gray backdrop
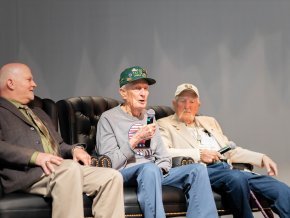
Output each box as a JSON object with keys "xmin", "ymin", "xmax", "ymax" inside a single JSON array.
[{"xmin": 1, "ymin": 0, "xmax": 289, "ymax": 186}]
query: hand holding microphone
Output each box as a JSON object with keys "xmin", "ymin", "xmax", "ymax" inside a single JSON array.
[
  {"xmin": 200, "ymin": 141, "xmax": 236, "ymax": 164},
  {"xmin": 129, "ymin": 109, "xmax": 156, "ymax": 149},
  {"xmin": 200, "ymin": 149, "xmax": 223, "ymax": 164}
]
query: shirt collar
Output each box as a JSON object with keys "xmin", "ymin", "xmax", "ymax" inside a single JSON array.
[{"xmin": 7, "ymin": 99, "xmax": 26, "ymax": 109}]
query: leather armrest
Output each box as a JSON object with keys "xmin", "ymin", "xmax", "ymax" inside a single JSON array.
[
  {"xmin": 172, "ymin": 156, "xmax": 195, "ymax": 168},
  {"xmin": 91, "ymin": 155, "xmax": 112, "ymax": 168},
  {"xmin": 91, "ymin": 155, "xmax": 198, "ymax": 169},
  {"xmin": 232, "ymin": 163, "xmax": 254, "ymax": 171}
]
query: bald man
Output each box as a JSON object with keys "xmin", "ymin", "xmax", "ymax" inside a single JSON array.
[{"xmin": 0, "ymin": 63, "xmax": 125, "ymax": 218}]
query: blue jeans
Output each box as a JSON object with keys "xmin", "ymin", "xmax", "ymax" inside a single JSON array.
[
  {"xmin": 121, "ymin": 162, "xmax": 218, "ymax": 218},
  {"xmin": 207, "ymin": 162, "xmax": 290, "ymax": 218}
]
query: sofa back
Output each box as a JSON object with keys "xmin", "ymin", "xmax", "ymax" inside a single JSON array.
[
  {"xmin": 147, "ymin": 105, "xmax": 175, "ymax": 120},
  {"xmin": 29, "ymin": 96, "xmax": 59, "ymax": 131},
  {"xmin": 57, "ymin": 96, "xmax": 120, "ymax": 155},
  {"xmin": 57, "ymin": 96, "xmax": 174, "ymax": 155}
]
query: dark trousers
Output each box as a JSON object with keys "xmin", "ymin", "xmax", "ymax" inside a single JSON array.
[{"xmin": 207, "ymin": 162, "xmax": 290, "ymax": 218}]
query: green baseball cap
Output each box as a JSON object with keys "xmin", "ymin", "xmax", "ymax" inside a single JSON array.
[{"xmin": 119, "ymin": 66, "xmax": 156, "ymax": 87}]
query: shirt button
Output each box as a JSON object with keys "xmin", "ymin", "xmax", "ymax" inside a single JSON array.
[
  {"xmin": 36, "ymin": 140, "xmax": 40, "ymax": 144},
  {"xmin": 30, "ymin": 127, "xmax": 35, "ymax": 131}
]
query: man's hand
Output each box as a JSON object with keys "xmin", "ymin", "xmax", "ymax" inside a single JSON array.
[
  {"xmin": 35, "ymin": 152, "xmax": 63, "ymax": 175},
  {"xmin": 72, "ymin": 147, "xmax": 92, "ymax": 166},
  {"xmin": 130, "ymin": 123, "xmax": 156, "ymax": 148},
  {"xmin": 200, "ymin": 149, "xmax": 223, "ymax": 164},
  {"xmin": 262, "ymin": 155, "xmax": 278, "ymax": 176}
]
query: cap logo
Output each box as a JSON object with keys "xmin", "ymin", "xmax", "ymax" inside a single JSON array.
[
  {"xmin": 130, "ymin": 68, "xmax": 147, "ymax": 78},
  {"xmin": 132, "ymin": 68, "xmax": 138, "ymax": 73},
  {"xmin": 185, "ymin": 84, "xmax": 193, "ymax": 89}
]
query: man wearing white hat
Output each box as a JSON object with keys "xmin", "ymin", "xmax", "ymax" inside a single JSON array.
[{"xmin": 158, "ymin": 83, "xmax": 290, "ymax": 218}]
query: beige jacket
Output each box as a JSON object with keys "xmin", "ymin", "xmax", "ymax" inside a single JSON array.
[{"xmin": 157, "ymin": 114, "xmax": 265, "ymax": 167}]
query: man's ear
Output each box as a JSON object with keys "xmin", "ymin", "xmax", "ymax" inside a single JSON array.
[
  {"xmin": 119, "ymin": 88, "xmax": 127, "ymax": 100},
  {"xmin": 172, "ymin": 99, "xmax": 177, "ymax": 111},
  {"xmin": 7, "ymin": 78, "xmax": 15, "ymax": 90}
]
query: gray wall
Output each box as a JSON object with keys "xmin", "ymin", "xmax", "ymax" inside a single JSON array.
[{"xmin": 1, "ymin": 0, "xmax": 289, "ymax": 185}]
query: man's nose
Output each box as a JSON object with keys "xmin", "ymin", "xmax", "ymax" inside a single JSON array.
[
  {"xmin": 140, "ymin": 88, "xmax": 146, "ymax": 95},
  {"xmin": 32, "ymin": 80, "xmax": 37, "ymax": 87},
  {"xmin": 184, "ymin": 101, "xmax": 191, "ymax": 108}
]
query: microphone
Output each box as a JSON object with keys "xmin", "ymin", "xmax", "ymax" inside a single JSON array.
[
  {"xmin": 145, "ymin": 109, "xmax": 155, "ymax": 147},
  {"xmin": 146, "ymin": 109, "xmax": 155, "ymax": 125},
  {"xmin": 218, "ymin": 141, "xmax": 236, "ymax": 154}
]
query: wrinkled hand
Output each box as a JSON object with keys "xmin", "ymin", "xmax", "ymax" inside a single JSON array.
[
  {"xmin": 35, "ymin": 152, "xmax": 63, "ymax": 175},
  {"xmin": 200, "ymin": 149, "xmax": 223, "ymax": 164},
  {"xmin": 262, "ymin": 155, "xmax": 278, "ymax": 176},
  {"xmin": 72, "ymin": 147, "xmax": 92, "ymax": 166},
  {"xmin": 130, "ymin": 123, "xmax": 156, "ymax": 148}
]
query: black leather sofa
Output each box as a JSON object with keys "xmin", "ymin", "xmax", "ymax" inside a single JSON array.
[{"xmin": 0, "ymin": 96, "xmax": 274, "ymax": 218}]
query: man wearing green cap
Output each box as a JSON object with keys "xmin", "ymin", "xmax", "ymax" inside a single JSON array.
[{"xmin": 96, "ymin": 66, "xmax": 218, "ymax": 218}]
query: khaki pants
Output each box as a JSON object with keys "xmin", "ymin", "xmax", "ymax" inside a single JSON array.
[{"xmin": 25, "ymin": 160, "xmax": 125, "ymax": 218}]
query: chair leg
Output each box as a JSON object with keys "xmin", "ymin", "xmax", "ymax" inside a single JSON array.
[
  {"xmin": 264, "ymin": 209, "xmax": 274, "ymax": 218},
  {"xmin": 250, "ymin": 190, "xmax": 273, "ymax": 218}
]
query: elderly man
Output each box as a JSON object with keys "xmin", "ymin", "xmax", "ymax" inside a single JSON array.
[
  {"xmin": 0, "ymin": 63, "xmax": 125, "ymax": 218},
  {"xmin": 96, "ymin": 67, "xmax": 218, "ymax": 218},
  {"xmin": 157, "ymin": 83, "xmax": 290, "ymax": 218}
]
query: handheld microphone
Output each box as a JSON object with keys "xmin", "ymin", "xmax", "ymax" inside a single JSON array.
[
  {"xmin": 218, "ymin": 141, "xmax": 236, "ymax": 154},
  {"xmin": 145, "ymin": 109, "xmax": 155, "ymax": 147},
  {"xmin": 146, "ymin": 109, "xmax": 155, "ymax": 125}
]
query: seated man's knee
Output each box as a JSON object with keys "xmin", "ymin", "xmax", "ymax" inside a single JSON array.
[
  {"xmin": 229, "ymin": 170, "xmax": 245, "ymax": 180},
  {"xmin": 59, "ymin": 159, "xmax": 82, "ymax": 178},
  {"xmin": 188, "ymin": 163, "xmax": 207, "ymax": 175},
  {"xmin": 227, "ymin": 170, "xmax": 248, "ymax": 187},
  {"xmin": 111, "ymin": 169, "xmax": 123, "ymax": 183},
  {"xmin": 139, "ymin": 163, "xmax": 162, "ymax": 178},
  {"xmin": 177, "ymin": 163, "xmax": 208, "ymax": 180}
]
